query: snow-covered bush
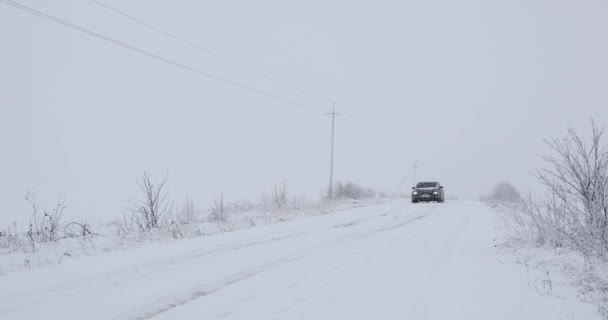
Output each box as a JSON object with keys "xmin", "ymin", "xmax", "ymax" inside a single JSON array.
[
  {"xmin": 63, "ymin": 222, "xmax": 94, "ymax": 238},
  {"xmin": 1, "ymin": 173, "xmax": 390, "ymax": 275},
  {"xmin": 532, "ymin": 121, "xmax": 607, "ymax": 257},
  {"xmin": 22, "ymin": 191, "xmax": 66, "ymax": 249},
  {"xmin": 496, "ymin": 120, "xmax": 608, "ymax": 257},
  {"xmin": 540, "ymin": 122, "xmax": 607, "ymax": 257},
  {"xmin": 208, "ymin": 193, "xmax": 227, "ymax": 222},
  {"xmin": 485, "ymin": 181, "xmax": 522, "ymax": 205},
  {"xmin": 0, "ymin": 228, "xmax": 23, "ymax": 251},
  {"xmin": 176, "ymin": 197, "xmax": 201, "ymax": 224},
  {"xmin": 257, "ymin": 180, "xmax": 293, "ymax": 210},
  {"xmin": 493, "ymin": 120, "xmax": 608, "ymax": 317},
  {"xmin": 333, "ymin": 181, "xmax": 376, "ymax": 200},
  {"xmin": 0, "ymin": 192, "xmax": 98, "ymax": 257},
  {"xmin": 272, "ymin": 180, "xmax": 289, "ymax": 209},
  {"xmin": 123, "ymin": 172, "xmax": 173, "ymax": 233},
  {"xmin": 36, "ymin": 204, "xmax": 64, "ymax": 243}
]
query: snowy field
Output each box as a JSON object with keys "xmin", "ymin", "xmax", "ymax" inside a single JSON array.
[{"xmin": 0, "ymin": 200, "xmax": 601, "ymax": 319}]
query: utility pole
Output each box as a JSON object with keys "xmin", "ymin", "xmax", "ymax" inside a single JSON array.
[{"xmin": 326, "ymin": 102, "xmax": 340, "ymax": 199}]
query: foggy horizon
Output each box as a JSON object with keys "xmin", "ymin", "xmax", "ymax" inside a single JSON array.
[{"xmin": 2, "ymin": 0, "xmax": 607, "ymax": 224}]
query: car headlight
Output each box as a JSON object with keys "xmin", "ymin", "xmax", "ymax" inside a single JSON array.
[
  {"xmin": 433, "ymin": 191, "xmax": 438, "ymax": 194},
  {"xmin": 413, "ymin": 191, "xmax": 418, "ymax": 195}
]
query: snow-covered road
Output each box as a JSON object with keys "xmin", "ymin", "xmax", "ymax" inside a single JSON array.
[{"xmin": 0, "ymin": 201, "xmax": 601, "ymax": 319}]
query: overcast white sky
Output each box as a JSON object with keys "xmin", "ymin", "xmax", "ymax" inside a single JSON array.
[{"xmin": 1, "ymin": 0, "xmax": 607, "ymax": 223}]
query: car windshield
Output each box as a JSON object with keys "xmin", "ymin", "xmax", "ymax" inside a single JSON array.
[{"xmin": 416, "ymin": 182, "xmax": 437, "ymax": 188}]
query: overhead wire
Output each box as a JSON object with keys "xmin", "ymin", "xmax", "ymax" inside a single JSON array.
[
  {"xmin": 87, "ymin": 0, "xmax": 334, "ymax": 105},
  {"xmin": 3, "ymin": 0, "xmax": 414, "ymax": 193},
  {"xmin": 339, "ymin": 113, "xmax": 416, "ymax": 195},
  {"xmin": 0, "ymin": 0, "xmax": 325, "ymax": 113},
  {"xmin": 391, "ymin": 165, "xmax": 414, "ymax": 197},
  {"xmin": 340, "ymin": 113, "xmax": 406, "ymax": 164}
]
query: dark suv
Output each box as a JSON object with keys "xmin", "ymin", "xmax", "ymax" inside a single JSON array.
[{"xmin": 411, "ymin": 182, "xmax": 444, "ymax": 203}]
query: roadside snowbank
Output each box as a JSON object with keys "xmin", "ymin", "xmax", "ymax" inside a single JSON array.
[
  {"xmin": 491, "ymin": 202, "xmax": 608, "ymax": 318},
  {"xmin": 0, "ymin": 198, "xmax": 386, "ymax": 276}
]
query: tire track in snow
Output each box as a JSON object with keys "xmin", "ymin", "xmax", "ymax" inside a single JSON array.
[
  {"xmin": 0, "ymin": 205, "xmax": 408, "ymax": 314},
  {"xmin": 118, "ymin": 204, "xmax": 438, "ymax": 320},
  {"xmin": 88, "ymin": 206, "xmax": 407, "ymax": 287}
]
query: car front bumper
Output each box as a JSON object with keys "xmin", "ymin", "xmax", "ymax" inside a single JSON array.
[{"xmin": 412, "ymin": 194, "xmax": 440, "ymax": 201}]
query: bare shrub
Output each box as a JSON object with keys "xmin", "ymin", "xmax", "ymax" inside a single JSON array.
[
  {"xmin": 118, "ymin": 213, "xmax": 144, "ymax": 237},
  {"xmin": 168, "ymin": 221, "xmax": 185, "ymax": 239},
  {"xmin": 0, "ymin": 224, "xmax": 24, "ymax": 251},
  {"xmin": 0, "ymin": 234, "xmax": 15, "ymax": 250},
  {"xmin": 39, "ymin": 201, "xmax": 65, "ymax": 242},
  {"xmin": 334, "ymin": 181, "xmax": 376, "ymax": 200},
  {"xmin": 533, "ymin": 120, "xmax": 608, "ymax": 257},
  {"xmin": 232, "ymin": 198, "xmax": 255, "ymax": 212},
  {"xmin": 124, "ymin": 172, "xmax": 173, "ymax": 234},
  {"xmin": 492, "ymin": 124, "xmax": 608, "ymax": 317},
  {"xmin": 501, "ymin": 120, "xmax": 608, "ymax": 259},
  {"xmin": 24, "ymin": 191, "xmax": 65, "ymax": 246},
  {"xmin": 272, "ymin": 180, "xmax": 289, "ymax": 209},
  {"xmin": 24, "ymin": 190, "xmax": 40, "ymax": 246},
  {"xmin": 176, "ymin": 197, "xmax": 200, "ymax": 224},
  {"xmin": 63, "ymin": 222, "xmax": 94, "ymax": 238},
  {"xmin": 499, "ymin": 195, "xmax": 555, "ymax": 247},
  {"xmin": 209, "ymin": 193, "xmax": 227, "ymax": 222}
]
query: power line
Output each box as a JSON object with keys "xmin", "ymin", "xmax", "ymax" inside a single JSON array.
[
  {"xmin": 3, "ymin": 0, "xmax": 418, "ymax": 199},
  {"xmin": 340, "ymin": 115, "xmax": 405, "ymax": 165},
  {"xmin": 391, "ymin": 164, "xmax": 415, "ymax": 197},
  {"xmin": 88, "ymin": 0, "xmax": 333, "ymax": 104},
  {"xmin": 1, "ymin": 0, "xmax": 325, "ymax": 113},
  {"xmin": 339, "ymin": 113, "xmax": 417, "ymax": 195}
]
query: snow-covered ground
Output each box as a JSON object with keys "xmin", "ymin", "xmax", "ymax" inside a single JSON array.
[
  {"xmin": 0, "ymin": 200, "xmax": 601, "ymax": 319},
  {"xmin": 0, "ymin": 198, "xmax": 384, "ymax": 275}
]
